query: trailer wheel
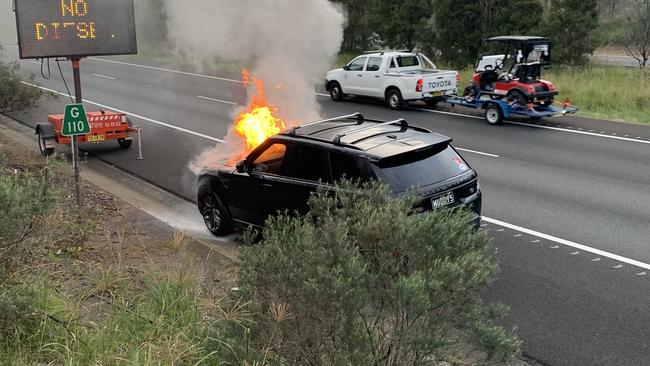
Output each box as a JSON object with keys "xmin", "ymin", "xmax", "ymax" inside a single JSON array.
[
  {"xmin": 485, "ymin": 104, "xmax": 504, "ymax": 125},
  {"xmin": 37, "ymin": 130, "xmax": 54, "ymax": 156},
  {"xmin": 117, "ymin": 138, "xmax": 133, "ymax": 149}
]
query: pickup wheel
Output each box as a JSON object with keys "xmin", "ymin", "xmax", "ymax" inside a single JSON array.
[
  {"xmin": 197, "ymin": 186, "xmax": 232, "ymax": 236},
  {"xmin": 386, "ymin": 89, "xmax": 405, "ymax": 110},
  {"xmin": 485, "ymin": 104, "xmax": 504, "ymax": 125},
  {"xmin": 329, "ymin": 81, "xmax": 344, "ymax": 101}
]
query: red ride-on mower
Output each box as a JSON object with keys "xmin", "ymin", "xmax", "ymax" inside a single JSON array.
[{"xmin": 464, "ymin": 36, "xmax": 557, "ymax": 108}]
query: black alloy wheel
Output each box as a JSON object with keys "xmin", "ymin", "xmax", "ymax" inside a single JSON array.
[{"xmin": 198, "ymin": 187, "xmax": 232, "ymax": 236}]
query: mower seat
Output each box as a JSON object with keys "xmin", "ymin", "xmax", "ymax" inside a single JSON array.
[{"xmin": 479, "ymin": 70, "xmax": 499, "ymax": 90}]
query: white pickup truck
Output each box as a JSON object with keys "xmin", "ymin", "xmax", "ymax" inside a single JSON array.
[{"xmin": 325, "ymin": 51, "xmax": 458, "ymax": 109}]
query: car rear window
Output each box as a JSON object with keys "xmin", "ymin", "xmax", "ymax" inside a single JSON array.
[
  {"xmin": 396, "ymin": 56, "xmax": 419, "ymax": 67},
  {"xmin": 374, "ymin": 145, "xmax": 470, "ymax": 191}
]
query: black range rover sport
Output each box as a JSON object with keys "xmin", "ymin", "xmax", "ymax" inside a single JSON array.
[{"xmin": 197, "ymin": 113, "xmax": 482, "ymax": 236}]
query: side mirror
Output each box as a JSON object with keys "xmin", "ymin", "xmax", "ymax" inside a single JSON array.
[
  {"xmin": 342, "ymin": 65, "xmax": 349, "ymax": 71},
  {"xmin": 236, "ymin": 160, "xmax": 248, "ymax": 173}
]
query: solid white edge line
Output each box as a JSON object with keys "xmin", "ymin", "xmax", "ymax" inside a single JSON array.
[
  {"xmin": 91, "ymin": 73, "xmax": 116, "ymax": 80},
  {"xmin": 55, "ymin": 56, "xmax": 650, "ymax": 146},
  {"xmin": 456, "ymin": 147, "xmax": 499, "ymax": 158},
  {"xmin": 482, "ymin": 216, "xmax": 650, "ymax": 271},
  {"xmin": 197, "ymin": 95, "xmax": 238, "ymax": 105},
  {"xmin": 87, "ymin": 57, "xmax": 244, "ymax": 84},
  {"xmin": 21, "ymin": 81, "xmax": 226, "ymax": 143}
]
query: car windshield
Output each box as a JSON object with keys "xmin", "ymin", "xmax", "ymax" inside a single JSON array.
[{"xmin": 374, "ymin": 145, "xmax": 470, "ymax": 191}]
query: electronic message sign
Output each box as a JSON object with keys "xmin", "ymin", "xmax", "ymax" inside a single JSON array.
[{"xmin": 14, "ymin": 0, "xmax": 137, "ymax": 59}]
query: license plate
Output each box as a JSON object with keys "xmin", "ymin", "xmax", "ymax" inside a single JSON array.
[
  {"xmin": 432, "ymin": 191, "xmax": 455, "ymax": 208},
  {"xmin": 430, "ymin": 91, "xmax": 443, "ymax": 97},
  {"xmin": 87, "ymin": 135, "xmax": 105, "ymax": 142}
]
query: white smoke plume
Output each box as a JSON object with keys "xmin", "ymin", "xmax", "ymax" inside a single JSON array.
[{"xmin": 163, "ymin": 0, "xmax": 345, "ymax": 172}]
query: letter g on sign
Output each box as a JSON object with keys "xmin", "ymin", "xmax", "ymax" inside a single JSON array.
[{"xmin": 71, "ymin": 106, "xmax": 80, "ymax": 118}]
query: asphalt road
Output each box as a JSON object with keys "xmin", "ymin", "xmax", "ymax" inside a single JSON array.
[{"xmin": 2, "ymin": 46, "xmax": 650, "ymax": 366}]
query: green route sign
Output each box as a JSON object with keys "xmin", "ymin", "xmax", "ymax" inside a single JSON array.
[{"xmin": 62, "ymin": 104, "xmax": 90, "ymax": 136}]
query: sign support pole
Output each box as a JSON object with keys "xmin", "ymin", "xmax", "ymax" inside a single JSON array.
[{"xmin": 71, "ymin": 58, "xmax": 82, "ymax": 212}]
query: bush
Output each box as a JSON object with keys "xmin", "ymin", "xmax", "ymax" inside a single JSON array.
[
  {"xmin": 0, "ymin": 155, "xmax": 57, "ymax": 271},
  {"xmin": 0, "ymin": 45, "xmax": 42, "ymax": 114},
  {"xmin": 235, "ymin": 182, "xmax": 520, "ymax": 365}
]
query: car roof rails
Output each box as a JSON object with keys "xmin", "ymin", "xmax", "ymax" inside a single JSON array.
[
  {"xmin": 333, "ymin": 118, "xmax": 408, "ymax": 145},
  {"xmin": 288, "ymin": 113, "xmax": 364, "ymax": 136}
]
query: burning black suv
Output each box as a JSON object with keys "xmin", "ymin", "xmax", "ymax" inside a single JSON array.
[{"xmin": 197, "ymin": 113, "xmax": 482, "ymax": 236}]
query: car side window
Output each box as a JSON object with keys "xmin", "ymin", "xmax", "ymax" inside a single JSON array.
[
  {"xmin": 366, "ymin": 57, "xmax": 383, "ymax": 72},
  {"xmin": 330, "ymin": 152, "xmax": 361, "ymax": 182},
  {"xmin": 252, "ymin": 143, "xmax": 287, "ymax": 175},
  {"xmin": 286, "ymin": 145, "xmax": 331, "ymax": 182},
  {"xmin": 347, "ymin": 57, "xmax": 367, "ymax": 72}
]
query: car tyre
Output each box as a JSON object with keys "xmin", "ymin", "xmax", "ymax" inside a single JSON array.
[
  {"xmin": 485, "ymin": 104, "xmax": 504, "ymax": 125},
  {"xmin": 329, "ymin": 81, "xmax": 344, "ymax": 101},
  {"xmin": 117, "ymin": 138, "xmax": 133, "ymax": 149},
  {"xmin": 386, "ymin": 89, "xmax": 405, "ymax": 110},
  {"xmin": 197, "ymin": 186, "xmax": 232, "ymax": 236},
  {"xmin": 37, "ymin": 130, "xmax": 54, "ymax": 156}
]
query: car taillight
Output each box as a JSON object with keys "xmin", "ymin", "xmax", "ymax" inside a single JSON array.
[
  {"xmin": 456, "ymin": 73, "xmax": 460, "ymax": 82},
  {"xmin": 416, "ymin": 79, "xmax": 423, "ymax": 92}
]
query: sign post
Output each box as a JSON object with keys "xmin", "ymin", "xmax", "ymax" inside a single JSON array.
[{"xmin": 61, "ymin": 80, "xmax": 90, "ymax": 212}]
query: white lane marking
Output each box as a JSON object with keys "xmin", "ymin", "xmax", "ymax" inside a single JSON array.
[
  {"xmin": 592, "ymin": 258, "xmax": 601, "ymax": 262},
  {"xmin": 21, "ymin": 81, "xmax": 226, "ymax": 143},
  {"xmin": 455, "ymin": 147, "xmax": 499, "ymax": 158},
  {"xmin": 613, "ymin": 264, "xmax": 623, "ymax": 269},
  {"xmin": 531, "ymin": 239, "xmax": 540, "ymax": 243},
  {"xmin": 550, "ymin": 245, "xmax": 560, "ymax": 249},
  {"xmin": 197, "ymin": 95, "xmax": 238, "ymax": 105},
  {"xmin": 88, "ymin": 57, "xmax": 244, "ymax": 84},
  {"xmin": 570, "ymin": 251, "xmax": 580, "ymax": 255},
  {"xmin": 482, "ymin": 216, "xmax": 650, "ymax": 271},
  {"xmin": 91, "ymin": 73, "xmax": 116, "ymax": 80},
  {"xmin": 513, "ymin": 234, "xmax": 522, "ymax": 237},
  {"xmin": 504, "ymin": 121, "xmax": 650, "ymax": 145},
  {"xmin": 637, "ymin": 272, "xmax": 647, "ymax": 276},
  {"xmin": 59, "ymin": 58, "xmax": 649, "ymax": 146}
]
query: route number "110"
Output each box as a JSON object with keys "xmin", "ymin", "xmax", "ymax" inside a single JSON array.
[{"xmin": 62, "ymin": 104, "xmax": 91, "ymax": 136}]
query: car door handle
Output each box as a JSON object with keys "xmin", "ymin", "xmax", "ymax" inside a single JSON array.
[
  {"xmin": 357, "ymin": 74, "xmax": 363, "ymax": 77},
  {"xmin": 374, "ymin": 75, "xmax": 380, "ymax": 78}
]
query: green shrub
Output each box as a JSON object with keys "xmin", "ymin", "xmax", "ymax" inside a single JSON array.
[
  {"xmin": 0, "ymin": 156, "xmax": 58, "ymax": 271},
  {"xmin": 0, "ymin": 46, "xmax": 42, "ymax": 114},
  {"xmin": 235, "ymin": 182, "xmax": 520, "ymax": 365}
]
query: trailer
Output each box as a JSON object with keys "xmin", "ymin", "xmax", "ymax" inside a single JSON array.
[
  {"xmin": 444, "ymin": 92, "xmax": 578, "ymax": 125},
  {"xmin": 35, "ymin": 110, "xmax": 138, "ymax": 156}
]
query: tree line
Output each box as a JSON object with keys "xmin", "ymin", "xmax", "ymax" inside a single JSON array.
[{"xmin": 333, "ymin": 0, "xmax": 633, "ymax": 67}]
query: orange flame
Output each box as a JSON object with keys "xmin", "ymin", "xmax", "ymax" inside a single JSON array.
[{"xmin": 234, "ymin": 69, "xmax": 286, "ymax": 151}]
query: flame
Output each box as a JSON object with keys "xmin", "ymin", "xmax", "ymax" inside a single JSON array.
[{"xmin": 234, "ymin": 69, "xmax": 285, "ymax": 151}]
